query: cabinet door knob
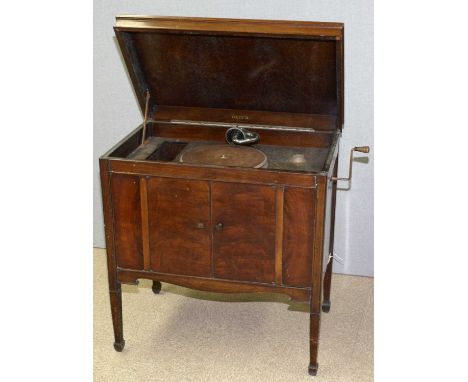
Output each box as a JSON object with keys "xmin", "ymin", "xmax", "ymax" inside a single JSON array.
[
  {"xmin": 196, "ymin": 222, "xmax": 205, "ymax": 229},
  {"xmin": 215, "ymin": 222, "xmax": 224, "ymax": 231}
]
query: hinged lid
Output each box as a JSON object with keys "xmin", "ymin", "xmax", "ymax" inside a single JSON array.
[{"xmin": 114, "ymin": 16, "xmax": 344, "ymax": 130}]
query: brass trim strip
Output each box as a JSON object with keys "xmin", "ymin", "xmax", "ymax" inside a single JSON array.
[{"xmin": 152, "ymin": 119, "xmax": 337, "ymax": 134}]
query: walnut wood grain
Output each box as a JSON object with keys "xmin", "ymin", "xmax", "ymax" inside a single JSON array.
[
  {"xmin": 322, "ymin": 156, "xmax": 339, "ymax": 312},
  {"xmin": 110, "ymin": 173, "xmax": 143, "ymax": 269},
  {"xmin": 153, "ymin": 122, "xmax": 333, "ymax": 148},
  {"xmin": 309, "ymin": 312, "xmax": 320, "ymax": 375},
  {"xmin": 114, "ymin": 16, "xmax": 344, "ymax": 131},
  {"xmin": 275, "ymin": 187, "xmax": 284, "ymax": 286},
  {"xmin": 109, "ymin": 287, "xmax": 125, "ymax": 352},
  {"xmin": 100, "ymin": 159, "xmax": 126, "ymax": 351},
  {"xmin": 309, "ymin": 177, "xmax": 328, "ymax": 373},
  {"xmin": 212, "ymin": 182, "xmax": 276, "ymax": 283},
  {"xmin": 118, "ymin": 268, "xmax": 311, "ymax": 302},
  {"xmin": 99, "ymin": 159, "xmax": 117, "ymax": 287},
  {"xmin": 282, "ymin": 187, "xmax": 316, "ymax": 287},
  {"xmin": 121, "ymin": 33, "xmax": 337, "ymax": 118},
  {"xmin": 110, "ymin": 160, "xmax": 317, "ymax": 189},
  {"xmin": 139, "ymin": 177, "xmax": 151, "ymax": 270},
  {"xmin": 311, "ymin": 178, "xmax": 327, "ymax": 313},
  {"xmin": 147, "ymin": 177, "xmax": 212, "ymax": 277}
]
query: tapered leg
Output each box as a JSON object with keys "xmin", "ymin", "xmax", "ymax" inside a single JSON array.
[
  {"xmin": 322, "ymin": 258, "xmax": 333, "ymax": 313},
  {"xmin": 100, "ymin": 161, "xmax": 125, "ymax": 352},
  {"xmin": 152, "ymin": 280, "xmax": 162, "ymax": 294},
  {"xmin": 322, "ymin": 157, "xmax": 338, "ymax": 313},
  {"xmin": 109, "ymin": 284, "xmax": 125, "ymax": 351},
  {"xmin": 309, "ymin": 312, "xmax": 320, "ymax": 375}
]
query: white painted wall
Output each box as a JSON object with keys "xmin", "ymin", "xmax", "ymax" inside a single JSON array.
[{"xmin": 93, "ymin": 0, "xmax": 373, "ymax": 276}]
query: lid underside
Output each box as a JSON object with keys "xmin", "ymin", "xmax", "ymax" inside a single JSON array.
[{"xmin": 115, "ymin": 16, "xmax": 344, "ymax": 130}]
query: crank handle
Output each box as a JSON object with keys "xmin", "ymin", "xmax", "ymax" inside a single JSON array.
[
  {"xmin": 354, "ymin": 146, "xmax": 370, "ymax": 154},
  {"xmin": 331, "ymin": 146, "xmax": 370, "ymax": 183}
]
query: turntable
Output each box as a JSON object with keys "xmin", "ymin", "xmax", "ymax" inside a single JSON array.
[{"xmin": 99, "ymin": 15, "xmax": 369, "ymax": 376}]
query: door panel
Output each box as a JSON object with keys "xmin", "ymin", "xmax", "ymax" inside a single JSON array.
[
  {"xmin": 212, "ymin": 182, "xmax": 276, "ymax": 283},
  {"xmin": 110, "ymin": 174, "xmax": 143, "ymax": 269},
  {"xmin": 147, "ymin": 178, "xmax": 211, "ymax": 277}
]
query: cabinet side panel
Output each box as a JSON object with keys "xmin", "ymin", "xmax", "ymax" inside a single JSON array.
[
  {"xmin": 110, "ymin": 174, "xmax": 144, "ymax": 269},
  {"xmin": 212, "ymin": 183, "xmax": 276, "ymax": 283},
  {"xmin": 147, "ymin": 178, "xmax": 211, "ymax": 277},
  {"xmin": 282, "ymin": 187, "xmax": 315, "ymax": 287}
]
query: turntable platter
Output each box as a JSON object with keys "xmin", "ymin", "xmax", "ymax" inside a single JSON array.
[{"xmin": 179, "ymin": 144, "xmax": 267, "ymax": 168}]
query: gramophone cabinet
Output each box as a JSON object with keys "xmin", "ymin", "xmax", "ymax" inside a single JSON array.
[{"xmin": 99, "ymin": 15, "xmax": 368, "ymax": 376}]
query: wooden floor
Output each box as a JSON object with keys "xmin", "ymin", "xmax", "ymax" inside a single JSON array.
[{"xmin": 94, "ymin": 248, "xmax": 373, "ymax": 381}]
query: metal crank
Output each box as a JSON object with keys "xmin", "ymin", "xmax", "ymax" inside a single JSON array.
[{"xmin": 331, "ymin": 146, "xmax": 370, "ymax": 184}]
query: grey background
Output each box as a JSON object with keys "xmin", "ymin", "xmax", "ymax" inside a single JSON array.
[{"xmin": 93, "ymin": 0, "xmax": 373, "ymax": 276}]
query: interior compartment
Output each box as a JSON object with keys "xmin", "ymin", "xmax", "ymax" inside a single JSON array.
[
  {"xmin": 107, "ymin": 122, "xmax": 338, "ymax": 174},
  {"xmin": 146, "ymin": 141, "xmax": 188, "ymax": 161}
]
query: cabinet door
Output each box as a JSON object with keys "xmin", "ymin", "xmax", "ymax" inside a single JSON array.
[
  {"xmin": 147, "ymin": 178, "xmax": 211, "ymax": 277},
  {"xmin": 212, "ymin": 182, "xmax": 276, "ymax": 283}
]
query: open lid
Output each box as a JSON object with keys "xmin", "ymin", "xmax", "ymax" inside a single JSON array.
[{"xmin": 114, "ymin": 16, "xmax": 344, "ymax": 131}]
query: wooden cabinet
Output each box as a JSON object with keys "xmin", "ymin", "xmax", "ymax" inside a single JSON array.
[
  {"xmin": 110, "ymin": 175, "xmax": 307, "ymax": 285},
  {"xmin": 98, "ymin": 15, "xmax": 362, "ymax": 376}
]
